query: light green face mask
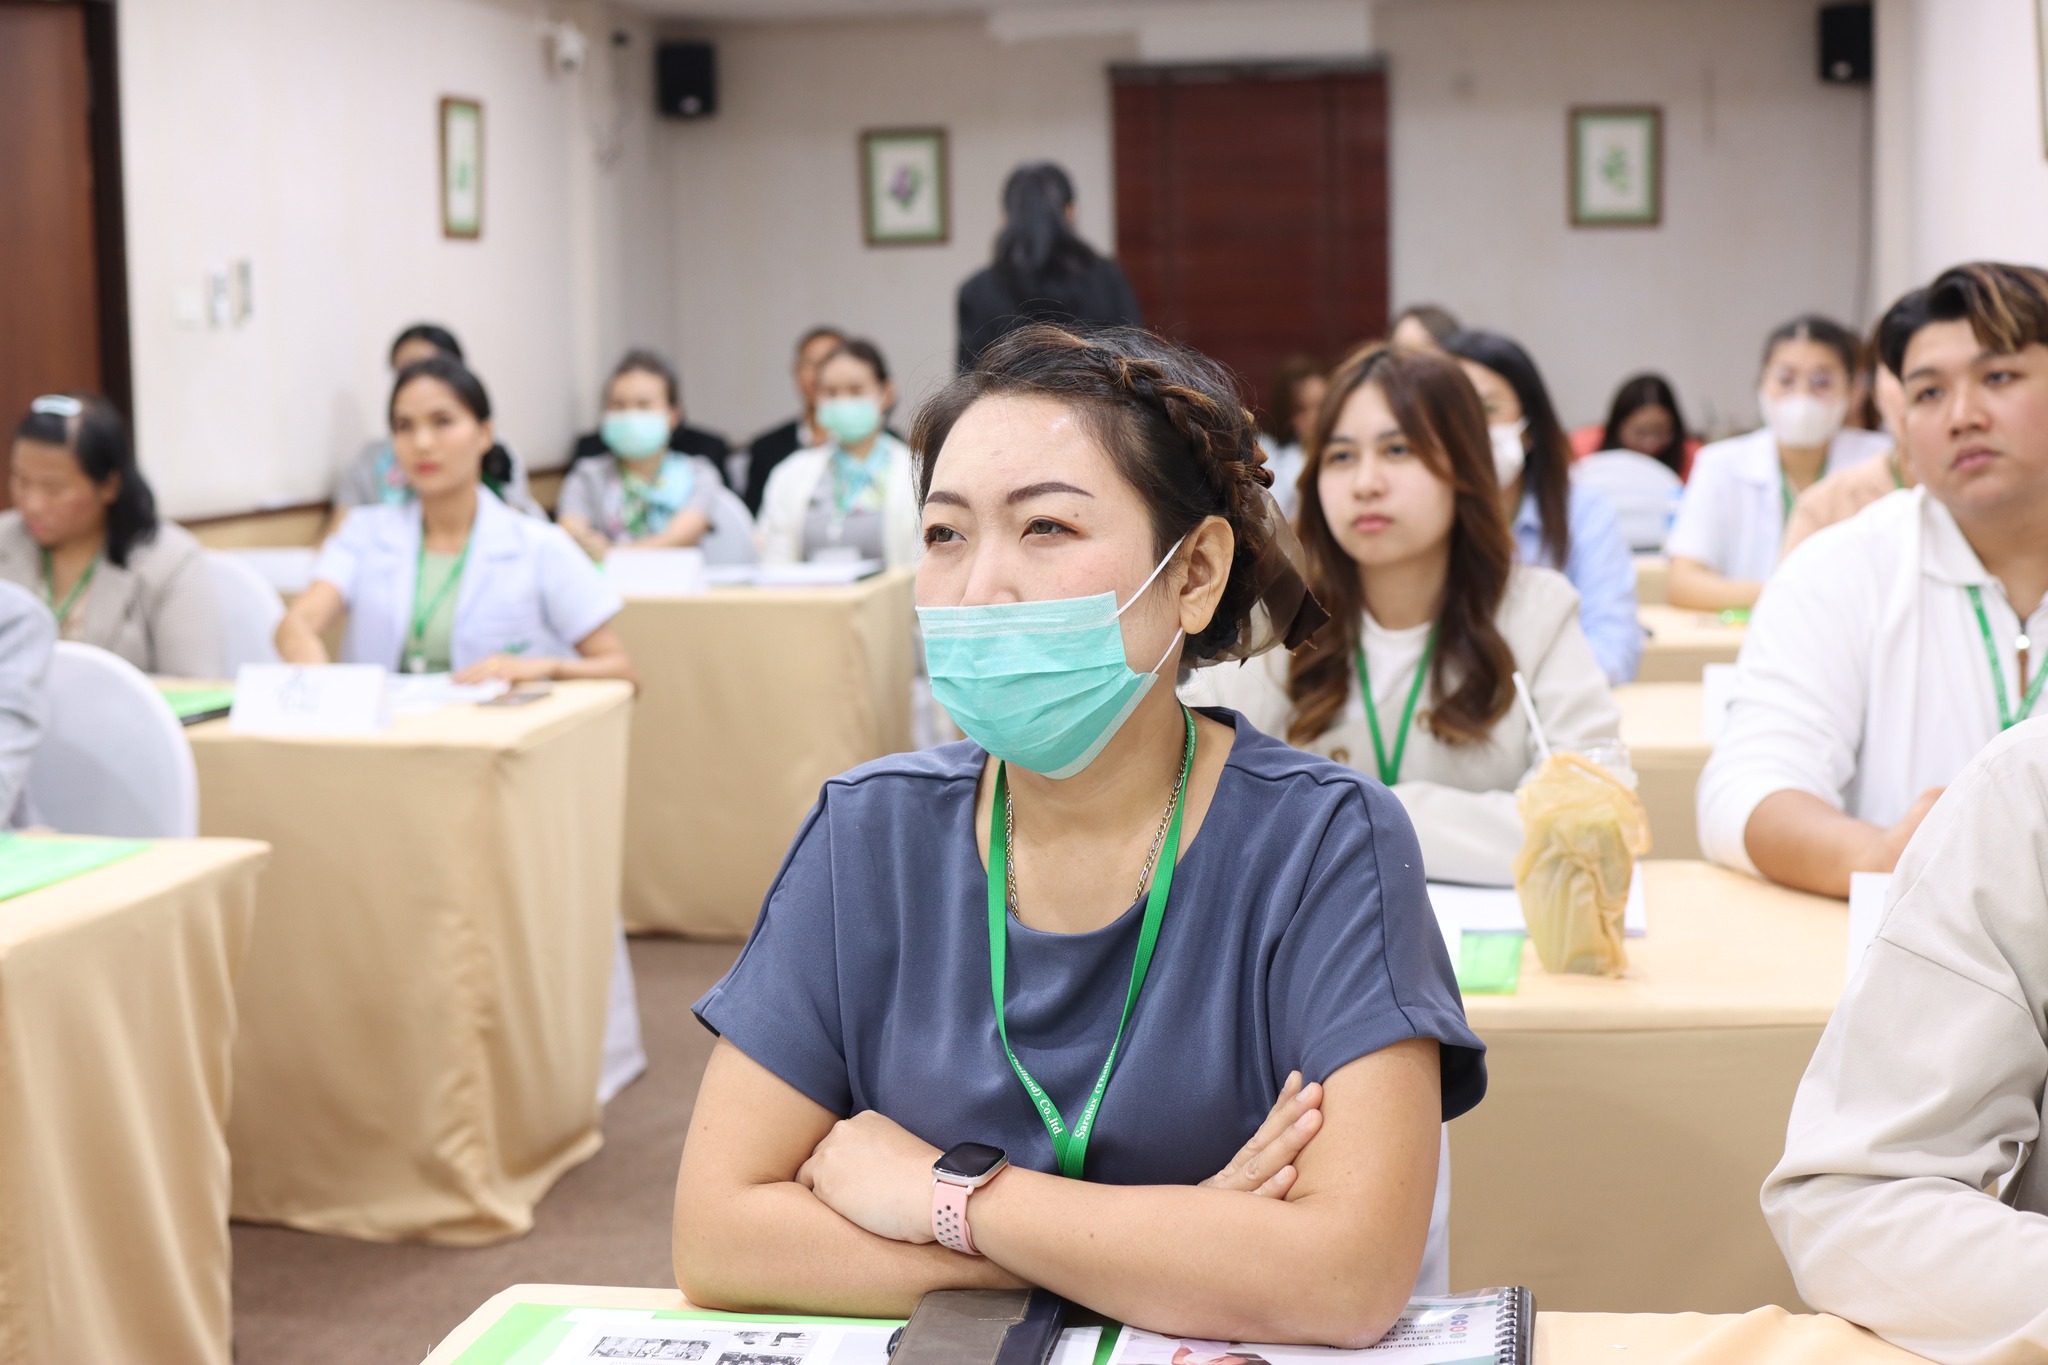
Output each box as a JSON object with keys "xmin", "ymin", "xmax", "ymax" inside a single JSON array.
[{"xmin": 917, "ymin": 540, "xmax": 1185, "ymax": 779}]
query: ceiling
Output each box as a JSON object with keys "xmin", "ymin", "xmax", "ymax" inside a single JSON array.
[{"xmin": 625, "ymin": 0, "xmax": 1186, "ymax": 23}]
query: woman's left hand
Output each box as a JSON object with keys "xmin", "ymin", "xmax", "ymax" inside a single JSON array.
[
  {"xmin": 796, "ymin": 1110, "xmax": 944, "ymax": 1244},
  {"xmin": 453, "ymin": 654, "xmax": 557, "ymax": 685}
]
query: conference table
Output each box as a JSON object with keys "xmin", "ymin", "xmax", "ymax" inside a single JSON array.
[
  {"xmin": 189, "ymin": 681, "xmax": 633, "ymax": 1245},
  {"xmin": 1615, "ymin": 682, "xmax": 1711, "ymax": 861},
  {"xmin": 0, "ymin": 837, "xmax": 268, "ymax": 1365},
  {"xmin": 1634, "ymin": 553, "xmax": 1667, "ymax": 605},
  {"xmin": 1636, "ymin": 604, "xmax": 1745, "ymax": 682},
  {"xmin": 419, "ymin": 1287, "xmax": 1930, "ymax": 1365},
  {"xmin": 610, "ymin": 569, "xmax": 915, "ymax": 938},
  {"xmin": 1450, "ymin": 860, "xmax": 1844, "ymax": 1314}
]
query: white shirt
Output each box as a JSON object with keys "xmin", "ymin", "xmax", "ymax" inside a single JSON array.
[
  {"xmin": 316, "ymin": 487, "xmax": 622, "ymax": 671},
  {"xmin": 1761, "ymin": 718, "xmax": 2048, "ymax": 1364},
  {"xmin": 755, "ymin": 435, "xmax": 921, "ymax": 569},
  {"xmin": 1664, "ymin": 425, "xmax": 1893, "ymax": 582},
  {"xmin": 1696, "ymin": 488, "xmax": 2048, "ymax": 874},
  {"xmin": 1258, "ymin": 435, "xmax": 1307, "ymax": 522}
]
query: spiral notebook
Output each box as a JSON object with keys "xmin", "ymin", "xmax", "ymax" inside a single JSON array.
[{"xmin": 1101, "ymin": 1287, "xmax": 1533, "ymax": 1365}]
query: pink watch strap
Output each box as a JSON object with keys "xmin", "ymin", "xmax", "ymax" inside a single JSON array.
[{"xmin": 932, "ymin": 1177, "xmax": 979, "ymax": 1255}]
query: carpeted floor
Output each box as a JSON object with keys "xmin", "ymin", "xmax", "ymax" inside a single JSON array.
[{"xmin": 229, "ymin": 937, "xmax": 741, "ymax": 1365}]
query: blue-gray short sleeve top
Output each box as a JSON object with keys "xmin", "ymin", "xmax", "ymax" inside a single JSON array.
[{"xmin": 695, "ymin": 708, "xmax": 1485, "ymax": 1186}]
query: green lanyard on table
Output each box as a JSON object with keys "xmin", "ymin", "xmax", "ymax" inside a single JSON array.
[
  {"xmin": 38, "ymin": 548, "xmax": 98, "ymax": 627},
  {"xmin": 986, "ymin": 707, "xmax": 1195, "ymax": 1179},
  {"xmin": 404, "ymin": 534, "xmax": 472, "ymax": 673},
  {"xmin": 1354, "ymin": 628, "xmax": 1436, "ymax": 787},
  {"xmin": 1966, "ymin": 585, "xmax": 2046, "ymax": 730}
]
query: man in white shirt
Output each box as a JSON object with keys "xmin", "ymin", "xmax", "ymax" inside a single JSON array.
[
  {"xmin": 1761, "ymin": 717, "xmax": 2048, "ymax": 1364},
  {"xmin": 1696, "ymin": 262, "xmax": 2048, "ymax": 896}
]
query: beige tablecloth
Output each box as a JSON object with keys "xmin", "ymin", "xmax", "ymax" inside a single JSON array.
[
  {"xmin": 1451, "ymin": 861, "xmax": 1844, "ymax": 1313},
  {"xmin": 611, "ymin": 570, "xmax": 915, "ymax": 938},
  {"xmin": 0, "ymin": 838, "xmax": 268, "ymax": 1365},
  {"xmin": 419, "ymin": 1288, "xmax": 1930, "ymax": 1365},
  {"xmin": 1634, "ymin": 554, "xmax": 1667, "ymax": 605},
  {"xmin": 190, "ymin": 681, "xmax": 633, "ymax": 1245},
  {"xmin": 1637, "ymin": 604, "xmax": 1745, "ymax": 682},
  {"xmin": 1616, "ymin": 682, "xmax": 1709, "ymax": 861}
]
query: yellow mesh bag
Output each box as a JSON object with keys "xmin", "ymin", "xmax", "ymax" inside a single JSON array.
[{"xmin": 1512, "ymin": 751, "xmax": 1651, "ymax": 976}]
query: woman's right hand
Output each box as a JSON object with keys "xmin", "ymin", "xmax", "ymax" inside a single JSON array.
[{"xmin": 1199, "ymin": 1070, "xmax": 1323, "ymax": 1199}]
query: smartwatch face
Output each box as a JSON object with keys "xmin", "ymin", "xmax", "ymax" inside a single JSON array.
[{"xmin": 935, "ymin": 1141, "xmax": 1007, "ymax": 1180}]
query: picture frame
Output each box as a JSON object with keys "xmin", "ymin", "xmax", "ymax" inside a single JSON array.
[
  {"xmin": 440, "ymin": 96, "xmax": 483, "ymax": 240},
  {"xmin": 860, "ymin": 128, "xmax": 950, "ymax": 247},
  {"xmin": 1569, "ymin": 106, "xmax": 1662, "ymax": 228}
]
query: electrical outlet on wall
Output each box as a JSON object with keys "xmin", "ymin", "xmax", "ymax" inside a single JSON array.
[
  {"xmin": 173, "ymin": 285, "xmax": 204, "ymax": 329},
  {"xmin": 232, "ymin": 258, "xmax": 254, "ymax": 323},
  {"xmin": 205, "ymin": 271, "xmax": 231, "ymax": 328}
]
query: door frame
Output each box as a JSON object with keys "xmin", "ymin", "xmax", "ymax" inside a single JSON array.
[{"xmin": 82, "ymin": 0, "xmax": 132, "ymax": 419}]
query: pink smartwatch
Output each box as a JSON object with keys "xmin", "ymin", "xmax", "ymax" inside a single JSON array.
[{"xmin": 931, "ymin": 1142, "xmax": 1008, "ymax": 1255}]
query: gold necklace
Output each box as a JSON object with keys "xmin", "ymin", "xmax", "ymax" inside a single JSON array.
[{"xmin": 1003, "ymin": 717, "xmax": 1194, "ymax": 918}]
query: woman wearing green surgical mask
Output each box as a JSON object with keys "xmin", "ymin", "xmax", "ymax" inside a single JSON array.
[
  {"xmin": 558, "ymin": 350, "xmax": 746, "ymax": 562},
  {"xmin": 756, "ymin": 339, "xmax": 922, "ymax": 568},
  {"xmin": 675, "ymin": 324, "xmax": 1487, "ymax": 1344}
]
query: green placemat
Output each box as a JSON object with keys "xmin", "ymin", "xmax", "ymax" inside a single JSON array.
[
  {"xmin": 452, "ymin": 1304, "xmax": 907, "ymax": 1365},
  {"xmin": 1456, "ymin": 930, "xmax": 1525, "ymax": 995},
  {"xmin": 0, "ymin": 836, "xmax": 151, "ymax": 902},
  {"xmin": 157, "ymin": 685, "xmax": 236, "ymax": 720}
]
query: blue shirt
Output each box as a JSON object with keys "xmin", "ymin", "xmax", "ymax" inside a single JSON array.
[
  {"xmin": 696, "ymin": 710, "xmax": 1486, "ymax": 1187},
  {"xmin": 1515, "ymin": 481, "xmax": 1642, "ymax": 684}
]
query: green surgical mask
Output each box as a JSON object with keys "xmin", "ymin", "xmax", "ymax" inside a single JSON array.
[
  {"xmin": 602, "ymin": 409, "xmax": 671, "ymax": 459},
  {"xmin": 816, "ymin": 396, "xmax": 883, "ymax": 446},
  {"xmin": 918, "ymin": 540, "xmax": 1185, "ymax": 779}
]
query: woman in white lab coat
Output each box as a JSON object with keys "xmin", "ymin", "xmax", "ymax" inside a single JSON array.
[
  {"xmin": 1663, "ymin": 314, "xmax": 1893, "ymax": 611},
  {"xmin": 756, "ymin": 339, "xmax": 921, "ymax": 569},
  {"xmin": 278, "ymin": 355, "xmax": 636, "ymax": 685}
]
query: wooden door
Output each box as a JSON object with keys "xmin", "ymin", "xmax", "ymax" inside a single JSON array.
[
  {"xmin": 0, "ymin": 0, "xmax": 124, "ymax": 502},
  {"xmin": 1113, "ymin": 64, "xmax": 1388, "ymax": 418}
]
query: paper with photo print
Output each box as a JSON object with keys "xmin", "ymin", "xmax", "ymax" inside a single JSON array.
[{"xmin": 538, "ymin": 1312, "xmax": 894, "ymax": 1365}]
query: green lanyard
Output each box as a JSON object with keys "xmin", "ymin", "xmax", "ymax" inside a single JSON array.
[
  {"xmin": 1966, "ymin": 585, "xmax": 2046, "ymax": 730},
  {"xmin": 38, "ymin": 548, "xmax": 98, "ymax": 627},
  {"xmin": 1779, "ymin": 469, "xmax": 1796, "ymax": 528},
  {"xmin": 1354, "ymin": 628, "xmax": 1436, "ymax": 786},
  {"xmin": 404, "ymin": 534, "xmax": 472, "ymax": 672},
  {"xmin": 986, "ymin": 707, "xmax": 1195, "ymax": 1179}
]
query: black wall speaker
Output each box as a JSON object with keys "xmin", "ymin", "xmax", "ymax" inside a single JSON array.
[
  {"xmin": 1818, "ymin": 3, "xmax": 1872, "ymax": 85},
  {"xmin": 657, "ymin": 41, "xmax": 716, "ymax": 118}
]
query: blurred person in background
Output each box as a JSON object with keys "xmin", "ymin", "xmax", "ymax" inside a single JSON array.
[{"xmin": 1258, "ymin": 354, "xmax": 1329, "ymax": 522}]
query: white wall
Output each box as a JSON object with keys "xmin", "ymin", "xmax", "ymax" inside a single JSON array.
[
  {"xmin": 119, "ymin": 0, "xmax": 667, "ymax": 518},
  {"xmin": 1871, "ymin": 0, "xmax": 2048, "ymax": 305},
  {"xmin": 1378, "ymin": 0, "xmax": 1873, "ymax": 435},
  {"xmin": 656, "ymin": 16, "xmax": 1132, "ymax": 444}
]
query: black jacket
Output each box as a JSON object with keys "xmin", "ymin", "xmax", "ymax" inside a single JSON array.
[
  {"xmin": 742, "ymin": 418, "xmax": 806, "ymax": 515},
  {"xmin": 956, "ymin": 255, "xmax": 1144, "ymax": 373}
]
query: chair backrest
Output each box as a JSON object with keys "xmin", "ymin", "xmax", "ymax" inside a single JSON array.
[
  {"xmin": 699, "ymin": 485, "xmax": 759, "ymax": 567},
  {"xmin": 207, "ymin": 551, "xmax": 286, "ymax": 671},
  {"xmin": 24, "ymin": 643, "xmax": 198, "ymax": 838}
]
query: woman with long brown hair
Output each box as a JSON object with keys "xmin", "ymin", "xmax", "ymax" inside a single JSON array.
[{"xmin": 1188, "ymin": 343, "xmax": 1618, "ymax": 885}]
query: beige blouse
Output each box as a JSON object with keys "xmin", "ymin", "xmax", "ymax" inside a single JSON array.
[
  {"xmin": 1183, "ymin": 565, "xmax": 1622, "ymax": 885},
  {"xmin": 0, "ymin": 512, "xmax": 224, "ymax": 678}
]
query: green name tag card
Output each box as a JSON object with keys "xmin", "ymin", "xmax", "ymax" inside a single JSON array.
[{"xmin": 1456, "ymin": 931, "xmax": 1525, "ymax": 995}]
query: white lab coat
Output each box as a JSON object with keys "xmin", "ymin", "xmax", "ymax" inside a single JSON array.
[
  {"xmin": 1695, "ymin": 488, "xmax": 2048, "ymax": 875},
  {"xmin": 316, "ymin": 486, "xmax": 622, "ymax": 671},
  {"xmin": 756, "ymin": 436, "xmax": 922, "ymax": 570},
  {"xmin": 1664, "ymin": 425, "xmax": 1892, "ymax": 583}
]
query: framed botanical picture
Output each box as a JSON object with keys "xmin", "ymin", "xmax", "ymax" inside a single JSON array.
[
  {"xmin": 441, "ymin": 97, "xmax": 483, "ymax": 240},
  {"xmin": 860, "ymin": 128, "xmax": 950, "ymax": 247},
  {"xmin": 1569, "ymin": 106, "xmax": 1662, "ymax": 228}
]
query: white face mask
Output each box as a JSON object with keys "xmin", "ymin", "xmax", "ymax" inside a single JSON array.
[
  {"xmin": 1759, "ymin": 390, "xmax": 1845, "ymax": 450},
  {"xmin": 1488, "ymin": 419, "xmax": 1528, "ymax": 486}
]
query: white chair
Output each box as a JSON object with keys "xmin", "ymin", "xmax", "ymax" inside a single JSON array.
[
  {"xmin": 24, "ymin": 643, "xmax": 198, "ymax": 838},
  {"xmin": 699, "ymin": 485, "xmax": 759, "ymax": 567},
  {"xmin": 207, "ymin": 551, "xmax": 286, "ymax": 671}
]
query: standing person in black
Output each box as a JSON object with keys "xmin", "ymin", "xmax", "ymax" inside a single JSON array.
[
  {"xmin": 955, "ymin": 162, "xmax": 1142, "ymax": 373},
  {"xmin": 740, "ymin": 325, "xmax": 847, "ymax": 514}
]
